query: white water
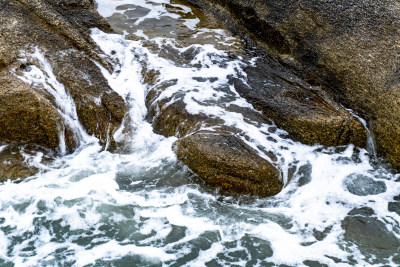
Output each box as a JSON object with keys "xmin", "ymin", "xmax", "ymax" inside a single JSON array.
[{"xmin": 0, "ymin": 0, "xmax": 399, "ymax": 266}]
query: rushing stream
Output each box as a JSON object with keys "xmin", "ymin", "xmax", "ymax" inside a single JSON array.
[{"xmin": 1, "ymin": 0, "xmax": 400, "ymax": 266}]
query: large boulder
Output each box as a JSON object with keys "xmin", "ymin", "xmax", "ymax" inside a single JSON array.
[
  {"xmin": 186, "ymin": 0, "xmax": 400, "ymax": 168},
  {"xmin": 0, "ymin": 73, "xmax": 62, "ymax": 150},
  {"xmin": 0, "ymin": 0, "xmax": 127, "ymax": 152}
]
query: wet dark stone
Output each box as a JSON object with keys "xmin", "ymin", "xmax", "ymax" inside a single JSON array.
[
  {"xmin": 94, "ymin": 255, "xmax": 162, "ymax": 267},
  {"xmin": 185, "ymin": 0, "xmax": 400, "ymax": 170},
  {"xmin": 347, "ymin": 207, "xmax": 375, "ymax": 216},
  {"xmin": 169, "ymin": 231, "xmax": 221, "ymax": 267},
  {"xmin": 343, "ymin": 174, "xmax": 386, "ymax": 196},
  {"xmin": 0, "ymin": 0, "xmax": 126, "ymax": 155},
  {"xmin": 312, "ymin": 225, "xmax": 332, "ymax": 241},
  {"xmin": 303, "ymin": 260, "xmax": 328, "ymax": 267},
  {"xmin": 228, "ymin": 57, "xmax": 367, "ymax": 148},
  {"xmin": 241, "ymin": 234, "xmax": 273, "ymax": 259},
  {"xmin": 0, "ymin": 259, "xmax": 13, "ymax": 267},
  {"xmin": 342, "ymin": 214, "xmax": 400, "ymax": 258},
  {"xmin": 164, "ymin": 225, "xmax": 187, "ymax": 244},
  {"xmin": 388, "ymin": 202, "xmax": 400, "ymax": 216},
  {"xmin": 297, "ymin": 163, "xmax": 312, "ymax": 186}
]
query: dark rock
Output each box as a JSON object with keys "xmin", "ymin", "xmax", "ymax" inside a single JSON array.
[
  {"xmin": 347, "ymin": 207, "xmax": 375, "ymax": 217},
  {"xmin": 233, "ymin": 56, "xmax": 366, "ymax": 147},
  {"xmin": 388, "ymin": 202, "xmax": 400, "ymax": 216},
  {"xmin": 240, "ymin": 234, "xmax": 273, "ymax": 260},
  {"xmin": 303, "ymin": 260, "xmax": 328, "ymax": 267},
  {"xmin": 343, "ymin": 174, "xmax": 386, "ymax": 196},
  {"xmin": 342, "ymin": 212, "xmax": 400, "ymax": 259},
  {"xmin": 186, "ymin": 0, "xmax": 400, "ymax": 169}
]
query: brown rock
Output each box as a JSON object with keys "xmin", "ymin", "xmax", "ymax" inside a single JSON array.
[
  {"xmin": 0, "ymin": 0, "xmax": 127, "ymax": 153},
  {"xmin": 175, "ymin": 131, "xmax": 282, "ymax": 196},
  {"xmin": 0, "ymin": 73, "xmax": 62, "ymax": 150},
  {"xmin": 0, "ymin": 146, "xmax": 40, "ymax": 182},
  {"xmin": 232, "ymin": 56, "xmax": 367, "ymax": 147},
  {"xmin": 145, "ymin": 75, "xmax": 282, "ymax": 196}
]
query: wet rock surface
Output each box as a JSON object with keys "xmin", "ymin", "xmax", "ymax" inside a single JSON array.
[
  {"xmin": 0, "ymin": 146, "xmax": 39, "ymax": 182},
  {"xmin": 186, "ymin": 0, "xmax": 400, "ymax": 169},
  {"xmin": 0, "ymin": 73, "xmax": 62, "ymax": 150},
  {"xmin": 0, "ymin": 0, "xmax": 127, "ymax": 153},
  {"xmin": 342, "ymin": 207, "xmax": 400, "ymax": 260},
  {"xmin": 175, "ymin": 131, "xmax": 282, "ymax": 196},
  {"xmin": 233, "ymin": 54, "xmax": 366, "ymax": 147},
  {"xmin": 343, "ymin": 174, "xmax": 386, "ymax": 196},
  {"xmin": 145, "ymin": 77, "xmax": 282, "ymax": 196}
]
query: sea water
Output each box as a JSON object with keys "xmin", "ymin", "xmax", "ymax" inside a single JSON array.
[{"xmin": 0, "ymin": 0, "xmax": 399, "ymax": 266}]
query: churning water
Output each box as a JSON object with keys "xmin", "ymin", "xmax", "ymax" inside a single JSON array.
[{"xmin": 1, "ymin": 0, "xmax": 400, "ymax": 266}]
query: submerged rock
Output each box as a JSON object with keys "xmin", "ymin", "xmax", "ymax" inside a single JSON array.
[
  {"xmin": 0, "ymin": 146, "xmax": 39, "ymax": 182},
  {"xmin": 0, "ymin": 0, "xmax": 127, "ymax": 153},
  {"xmin": 186, "ymin": 0, "xmax": 400, "ymax": 169},
  {"xmin": 342, "ymin": 208, "xmax": 400, "ymax": 260},
  {"xmin": 343, "ymin": 174, "xmax": 386, "ymax": 196}
]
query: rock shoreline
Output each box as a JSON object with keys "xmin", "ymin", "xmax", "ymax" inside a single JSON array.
[
  {"xmin": 185, "ymin": 0, "xmax": 400, "ymax": 170},
  {"xmin": 1, "ymin": 0, "xmax": 393, "ymax": 197}
]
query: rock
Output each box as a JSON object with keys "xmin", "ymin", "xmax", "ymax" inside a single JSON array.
[
  {"xmin": 0, "ymin": 73, "xmax": 62, "ymax": 150},
  {"xmin": 232, "ymin": 55, "xmax": 366, "ymax": 147},
  {"xmin": 0, "ymin": 146, "xmax": 39, "ymax": 182},
  {"xmin": 0, "ymin": 0, "xmax": 127, "ymax": 152},
  {"xmin": 342, "ymin": 208, "xmax": 400, "ymax": 259},
  {"xmin": 343, "ymin": 174, "xmax": 386, "ymax": 196},
  {"xmin": 186, "ymin": 0, "xmax": 400, "ymax": 169},
  {"xmin": 175, "ymin": 131, "xmax": 282, "ymax": 196},
  {"xmin": 388, "ymin": 202, "xmax": 400, "ymax": 216},
  {"xmin": 146, "ymin": 78, "xmax": 282, "ymax": 196}
]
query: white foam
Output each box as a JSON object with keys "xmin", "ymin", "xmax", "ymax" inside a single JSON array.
[
  {"xmin": 75, "ymin": 240, "xmax": 175, "ymax": 266},
  {"xmin": 14, "ymin": 48, "xmax": 97, "ymax": 153},
  {"xmin": 0, "ymin": 1, "xmax": 399, "ymax": 266}
]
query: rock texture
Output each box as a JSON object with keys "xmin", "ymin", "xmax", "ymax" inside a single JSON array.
[
  {"xmin": 175, "ymin": 132, "xmax": 282, "ymax": 196},
  {"xmin": 342, "ymin": 207, "xmax": 400, "ymax": 262},
  {"xmin": 232, "ymin": 54, "xmax": 366, "ymax": 147},
  {"xmin": 186, "ymin": 0, "xmax": 400, "ymax": 168},
  {"xmin": 145, "ymin": 79, "xmax": 282, "ymax": 197},
  {"xmin": 0, "ymin": 0, "xmax": 127, "ymax": 152}
]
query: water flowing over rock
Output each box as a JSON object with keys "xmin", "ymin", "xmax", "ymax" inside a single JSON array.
[
  {"xmin": 232, "ymin": 54, "xmax": 366, "ymax": 147},
  {"xmin": 0, "ymin": 0, "xmax": 127, "ymax": 154},
  {"xmin": 186, "ymin": 0, "xmax": 400, "ymax": 169},
  {"xmin": 146, "ymin": 81, "xmax": 282, "ymax": 197}
]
